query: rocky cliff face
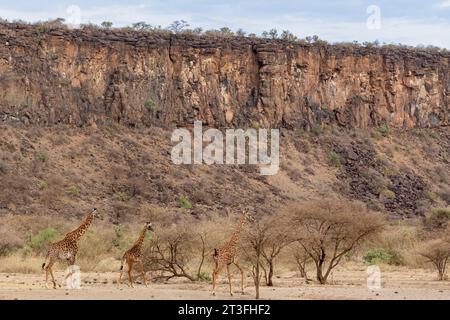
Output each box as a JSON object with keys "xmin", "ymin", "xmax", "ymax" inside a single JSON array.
[{"xmin": 0, "ymin": 23, "xmax": 449, "ymax": 129}]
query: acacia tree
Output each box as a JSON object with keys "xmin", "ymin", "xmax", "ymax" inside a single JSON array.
[
  {"xmin": 291, "ymin": 243, "xmax": 312, "ymax": 281},
  {"xmin": 419, "ymin": 238, "xmax": 450, "ymax": 281},
  {"xmin": 289, "ymin": 199, "xmax": 384, "ymax": 284},
  {"xmin": 260, "ymin": 214, "xmax": 293, "ymax": 286},
  {"xmin": 241, "ymin": 220, "xmax": 268, "ymax": 299},
  {"xmin": 168, "ymin": 20, "xmax": 189, "ymax": 33},
  {"xmin": 144, "ymin": 224, "xmax": 208, "ymax": 282},
  {"xmin": 241, "ymin": 212, "xmax": 293, "ymax": 298},
  {"xmin": 101, "ymin": 21, "xmax": 113, "ymax": 29}
]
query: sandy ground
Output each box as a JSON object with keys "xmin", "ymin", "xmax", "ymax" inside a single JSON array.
[{"xmin": 0, "ymin": 267, "xmax": 449, "ymax": 300}]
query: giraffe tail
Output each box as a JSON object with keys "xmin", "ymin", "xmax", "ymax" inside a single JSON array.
[
  {"xmin": 42, "ymin": 250, "xmax": 50, "ymax": 270},
  {"xmin": 119, "ymin": 255, "xmax": 126, "ymax": 271}
]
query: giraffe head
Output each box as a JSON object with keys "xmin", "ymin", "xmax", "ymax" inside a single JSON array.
[
  {"xmin": 146, "ymin": 222, "xmax": 154, "ymax": 231},
  {"xmin": 90, "ymin": 208, "xmax": 100, "ymax": 218},
  {"xmin": 242, "ymin": 208, "xmax": 254, "ymax": 223}
]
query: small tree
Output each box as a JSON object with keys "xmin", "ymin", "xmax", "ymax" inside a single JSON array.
[
  {"xmin": 241, "ymin": 220, "xmax": 268, "ymax": 299},
  {"xmin": 260, "ymin": 214, "xmax": 293, "ymax": 286},
  {"xmin": 132, "ymin": 21, "xmax": 151, "ymax": 31},
  {"xmin": 144, "ymin": 224, "xmax": 207, "ymax": 281},
  {"xmin": 219, "ymin": 27, "xmax": 234, "ymax": 36},
  {"xmin": 241, "ymin": 212, "xmax": 293, "ymax": 298},
  {"xmin": 280, "ymin": 30, "xmax": 297, "ymax": 41},
  {"xmin": 290, "ymin": 199, "xmax": 384, "ymax": 284},
  {"xmin": 419, "ymin": 239, "xmax": 450, "ymax": 281},
  {"xmin": 236, "ymin": 28, "xmax": 246, "ymax": 37},
  {"xmin": 425, "ymin": 208, "xmax": 450, "ymax": 229},
  {"xmin": 168, "ymin": 20, "xmax": 189, "ymax": 33},
  {"xmin": 101, "ymin": 21, "xmax": 113, "ymax": 29},
  {"xmin": 268, "ymin": 28, "xmax": 278, "ymax": 39},
  {"xmin": 291, "ymin": 243, "xmax": 312, "ymax": 280}
]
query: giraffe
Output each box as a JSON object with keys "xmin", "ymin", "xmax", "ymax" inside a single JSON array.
[
  {"xmin": 212, "ymin": 208, "xmax": 253, "ymax": 296},
  {"xmin": 42, "ymin": 208, "xmax": 99, "ymax": 289},
  {"xmin": 119, "ymin": 222, "xmax": 153, "ymax": 288}
]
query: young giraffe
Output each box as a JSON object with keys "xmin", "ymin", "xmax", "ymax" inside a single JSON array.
[
  {"xmin": 212, "ymin": 208, "xmax": 253, "ymax": 296},
  {"xmin": 42, "ymin": 208, "xmax": 99, "ymax": 289},
  {"xmin": 119, "ymin": 222, "xmax": 154, "ymax": 288}
]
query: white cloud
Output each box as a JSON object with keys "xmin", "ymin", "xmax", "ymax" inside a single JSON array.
[{"xmin": 437, "ymin": 0, "xmax": 450, "ymax": 8}]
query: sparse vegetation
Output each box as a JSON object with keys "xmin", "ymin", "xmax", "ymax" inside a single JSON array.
[
  {"xmin": 425, "ymin": 208, "xmax": 450, "ymax": 229},
  {"xmin": 419, "ymin": 238, "xmax": 450, "ymax": 281},
  {"xmin": 114, "ymin": 192, "xmax": 129, "ymax": 202},
  {"xmin": 289, "ymin": 199, "xmax": 385, "ymax": 284},
  {"xmin": 381, "ymin": 189, "xmax": 396, "ymax": 199},
  {"xmin": 328, "ymin": 152, "xmax": 341, "ymax": 167},
  {"xmin": 66, "ymin": 185, "xmax": 80, "ymax": 197},
  {"xmin": 363, "ymin": 248, "xmax": 404, "ymax": 266},
  {"xmin": 378, "ymin": 124, "xmax": 390, "ymax": 137},
  {"xmin": 144, "ymin": 98, "xmax": 158, "ymax": 112},
  {"xmin": 36, "ymin": 151, "xmax": 48, "ymax": 162},
  {"xmin": 28, "ymin": 227, "xmax": 59, "ymax": 254},
  {"xmin": 101, "ymin": 21, "xmax": 113, "ymax": 29},
  {"xmin": 178, "ymin": 196, "xmax": 193, "ymax": 209}
]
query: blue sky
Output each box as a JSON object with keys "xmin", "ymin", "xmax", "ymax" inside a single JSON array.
[{"xmin": 1, "ymin": 1, "xmax": 450, "ymax": 47}]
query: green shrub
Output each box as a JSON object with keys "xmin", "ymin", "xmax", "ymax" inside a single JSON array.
[
  {"xmin": 328, "ymin": 152, "xmax": 341, "ymax": 167},
  {"xmin": 426, "ymin": 208, "xmax": 450, "ymax": 229},
  {"xmin": 114, "ymin": 192, "xmax": 129, "ymax": 202},
  {"xmin": 66, "ymin": 186, "xmax": 80, "ymax": 196},
  {"xmin": 380, "ymin": 189, "xmax": 395, "ymax": 199},
  {"xmin": 312, "ymin": 125, "xmax": 322, "ymax": 136},
  {"xmin": 39, "ymin": 181, "xmax": 48, "ymax": 190},
  {"xmin": 197, "ymin": 271, "xmax": 211, "ymax": 282},
  {"xmin": 377, "ymin": 124, "xmax": 390, "ymax": 137},
  {"xmin": 145, "ymin": 98, "xmax": 158, "ymax": 112},
  {"xmin": 363, "ymin": 248, "xmax": 404, "ymax": 266},
  {"xmin": 179, "ymin": 196, "xmax": 193, "ymax": 209},
  {"xmin": 28, "ymin": 227, "xmax": 59, "ymax": 253},
  {"xmin": 36, "ymin": 152, "xmax": 48, "ymax": 162}
]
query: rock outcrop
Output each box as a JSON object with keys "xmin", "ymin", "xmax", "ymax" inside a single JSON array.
[{"xmin": 0, "ymin": 22, "xmax": 449, "ymax": 129}]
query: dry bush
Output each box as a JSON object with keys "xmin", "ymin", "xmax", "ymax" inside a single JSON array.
[
  {"xmin": 0, "ymin": 226, "xmax": 24, "ymax": 256},
  {"xmin": 259, "ymin": 213, "xmax": 294, "ymax": 286},
  {"xmin": 425, "ymin": 207, "xmax": 450, "ymax": 230},
  {"xmin": 144, "ymin": 222, "xmax": 206, "ymax": 281},
  {"xmin": 289, "ymin": 243, "xmax": 313, "ymax": 280},
  {"xmin": 363, "ymin": 223, "xmax": 421, "ymax": 267},
  {"xmin": 0, "ymin": 175, "xmax": 32, "ymax": 207},
  {"xmin": 143, "ymin": 215, "xmax": 230, "ymax": 282},
  {"xmin": 288, "ymin": 199, "xmax": 385, "ymax": 284},
  {"xmin": 418, "ymin": 238, "xmax": 450, "ymax": 280},
  {"xmin": 241, "ymin": 211, "xmax": 294, "ymax": 299}
]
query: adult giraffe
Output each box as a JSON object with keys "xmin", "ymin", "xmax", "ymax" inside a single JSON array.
[
  {"xmin": 212, "ymin": 208, "xmax": 253, "ymax": 296},
  {"xmin": 42, "ymin": 208, "xmax": 99, "ymax": 289},
  {"xmin": 119, "ymin": 222, "xmax": 154, "ymax": 288}
]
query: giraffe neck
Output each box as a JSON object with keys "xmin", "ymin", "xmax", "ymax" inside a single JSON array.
[
  {"xmin": 134, "ymin": 226, "xmax": 148, "ymax": 247},
  {"xmin": 66, "ymin": 213, "xmax": 93, "ymax": 241},
  {"xmin": 227, "ymin": 215, "xmax": 246, "ymax": 247}
]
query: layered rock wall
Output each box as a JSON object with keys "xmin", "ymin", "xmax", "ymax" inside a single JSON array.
[{"xmin": 0, "ymin": 23, "xmax": 449, "ymax": 129}]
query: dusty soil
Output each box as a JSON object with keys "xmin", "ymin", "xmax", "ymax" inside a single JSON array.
[{"xmin": 0, "ymin": 267, "xmax": 449, "ymax": 300}]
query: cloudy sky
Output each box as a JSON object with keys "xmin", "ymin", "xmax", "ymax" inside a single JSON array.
[{"xmin": 1, "ymin": 1, "xmax": 450, "ymax": 48}]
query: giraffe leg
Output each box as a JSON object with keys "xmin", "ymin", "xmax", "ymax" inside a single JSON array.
[
  {"xmin": 119, "ymin": 266, "xmax": 124, "ymax": 286},
  {"xmin": 139, "ymin": 261, "xmax": 147, "ymax": 287},
  {"xmin": 65, "ymin": 256, "xmax": 76, "ymax": 281},
  {"xmin": 211, "ymin": 264, "xmax": 223, "ymax": 296},
  {"xmin": 233, "ymin": 261, "xmax": 245, "ymax": 294},
  {"xmin": 44, "ymin": 258, "xmax": 57, "ymax": 289},
  {"xmin": 226, "ymin": 264, "xmax": 233, "ymax": 296},
  {"xmin": 127, "ymin": 260, "xmax": 134, "ymax": 288},
  {"xmin": 46, "ymin": 261, "xmax": 57, "ymax": 289}
]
